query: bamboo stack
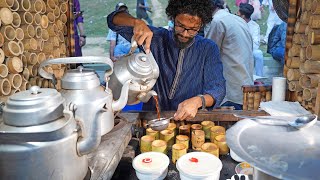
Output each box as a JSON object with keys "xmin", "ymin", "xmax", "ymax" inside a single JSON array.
[
  {"xmin": 0, "ymin": 0, "xmax": 70, "ymax": 99},
  {"xmin": 285, "ymin": 0, "xmax": 320, "ymax": 113}
]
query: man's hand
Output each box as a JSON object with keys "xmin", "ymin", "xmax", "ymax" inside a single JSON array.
[
  {"xmin": 80, "ymin": 36, "xmax": 86, "ymax": 47},
  {"xmin": 133, "ymin": 19, "xmax": 153, "ymax": 54},
  {"xmin": 173, "ymin": 96, "xmax": 202, "ymax": 121}
]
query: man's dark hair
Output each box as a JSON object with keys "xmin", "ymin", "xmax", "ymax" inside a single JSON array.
[
  {"xmin": 239, "ymin": 3, "xmax": 254, "ymax": 19},
  {"xmin": 166, "ymin": 0, "xmax": 214, "ymax": 26},
  {"xmin": 211, "ymin": 0, "xmax": 225, "ymax": 10}
]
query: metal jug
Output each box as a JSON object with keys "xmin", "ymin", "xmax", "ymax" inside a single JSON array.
[
  {"xmin": 108, "ymin": 44, "xmax": 159, "ymax": 105},
  {"xmin": 39, "ymin": 57, "xmax": 131, "ymax": 143},
  {"xmin": 0, "ymin": 87, "xmax": 88, "ymax": 180}
]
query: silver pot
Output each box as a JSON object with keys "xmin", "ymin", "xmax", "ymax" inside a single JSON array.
[
  {"xmin": 0, "ymin": 87, "xmax": 88, "ymax": 180},
  {"xmin": 39, "ymin": 57, "xmax": 131, "ymax": 155}
]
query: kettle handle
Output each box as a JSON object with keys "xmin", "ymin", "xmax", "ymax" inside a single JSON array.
[{"xmin": 38, "ymin": 56, "xmax": 114, "ymax": 80}]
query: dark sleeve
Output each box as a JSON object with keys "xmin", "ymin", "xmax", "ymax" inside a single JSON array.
[
  {"xmin": 203, "ymin": 41, "xmax": 226, "ymax": 108},
  {"xmin": 74, "ymin": 0, "xmax": 84, "ymax": 24}
]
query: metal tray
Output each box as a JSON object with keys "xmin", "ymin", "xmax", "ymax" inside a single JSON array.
[{"xmin": 226, "ymin": 119, "xmax": 320, "ymax": 180}]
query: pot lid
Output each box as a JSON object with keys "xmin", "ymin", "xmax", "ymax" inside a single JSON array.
[
  {"xmin": 128, "ymin": 53, "xmax": 153, "ymax": 77},
  {"xmin": 132, "ymin": 152, "xmax": 169, "ymax": 173},
  {"xmin": 226, "ymin": 119, "xmax": 320, "ymax": 180},
  {"xmin": 3, "ymin": 86, "xmax": 65, "ymax": 127},
  {"xmin": 176, "ymin": 152, "xmax": 222, "ymax": 177},
  {"xmin": 61, "ymin": 66, "xmax": 100, "ymax": 89}
]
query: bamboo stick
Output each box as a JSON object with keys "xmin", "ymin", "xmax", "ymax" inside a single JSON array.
[
  {"xmin": 253, "ymin": 92, "xmax": 261, "ymax": 110},
  {"xmin": 9, "ymin": 0, "xmax": 19, "ymax": 11},
  {"xmin": 0, "ymin": 64, "xmax": 8, "ymax": 78},
  {"xmin": 191, "ymin": 130, "xmax": 205, "ymax": 150},
  {"xmin": 140, "ymin": 135, "xmax": 155, "ymax": 153},
  {"xmin": 19, "ymin": 11, "xmax": 33, "ymax": 24},
  {"xmin": 175, "ymin": 135, "xmax": 189, "ymax": 149},
  {"xmin": 3, "ymin": 41, "xmax": 21, "ymax": 57},
  {"xmin": 287, "ymin": 57, "xmax": 301, "ymax": 68},
  {"xmin": 288, "ymin": 80, "xmax": 303, "ymax": 91},
  {"xmin": 0, "ymin": 8, "xmax": 13, "ymax": 25},
  {"xmin": 172, "ymin": 143, "xmax": 187, "ymax": 164},
  {"xmin": 201, "ymin": 121, "xmax": 214, "ymax": 140},
  {"xmin": 210, "ymin": 126, "xmax": 225, "ymax": 143},
  {"xmin": 300, "ymin": 74, "xmax": 320, "ymax": 88},
  {"xmin": 21, "ymin": 24, "xmax": 35, "ymax": 38},
  {"xmin": 1, "ymin": 25, "xmax": 16, "ymax": 41},
  {"xmin": 0, "ymin": 48, "xmax": 4, "ymax": 64},
  {"xmin": 15, "ymin": 28, "xmax": 24, "ymax": 41},
  {"xmin": 214, "ymin": 134, "xmax": 229, "ymax": 155},
  {"xmin": 0, "ymin": 78, "xmax": 11, "ymax": 96},
  {"xmin": 303, "ymin": 88, "xmax": 318, "ymax": 101},
  {"xmin": 18, "ymin": 0, "xmax": 31, "ymax": 12},
  {"xmin": 248, "ymin": 92, "xmax": 254, "ymax": 110},
  {"xmin": 201, "ymin": 142, "xmax": 219, "ymax": 157},
  {"xmin": 0, "ymin": 32, "xmax": 3, "ymax": 47},
  {"xmin": 151, "ymin": 140, "xmax": 167, "ymax": 154},
  {"xmin": 8, "ymin": 73, "xmax": 22, "ymax": 89}
]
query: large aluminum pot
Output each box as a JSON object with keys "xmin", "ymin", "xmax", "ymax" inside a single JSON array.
[{"xmin": 0, "ymin": 87, "xmax": 88, "ymax": 180}]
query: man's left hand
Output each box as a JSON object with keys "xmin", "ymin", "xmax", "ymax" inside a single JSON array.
[
  {"xmin": 80, "ymin": 37, "xmax": 86, "ymax": 47},
  {"xmin": 173, "ymin": 97, "xmax": 202, "ymax": 121}
]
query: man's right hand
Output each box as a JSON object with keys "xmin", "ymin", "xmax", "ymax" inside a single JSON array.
[{"xmin": 133, "ymin": 19, "xmax": 153, "ymax": 54}]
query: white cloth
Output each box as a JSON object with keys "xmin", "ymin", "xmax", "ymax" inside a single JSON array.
[
  {"xmin": 260, "ymin": 101, "xmax": 311, "ymax": 116},
  {"xmin": 205, "ymin": 9, "xmax": 254, "ymax": 105},
  {"xmin": 248, "ymin": 20, "xmax": 264, "ymax": 76},
  {"xmin": 262, "ymin": 0, "xmax": 283, "ymax": 43}
]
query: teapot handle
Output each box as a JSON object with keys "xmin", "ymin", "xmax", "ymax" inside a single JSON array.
[{"xmin": 38, "ymin": 56, "xmax": 114, "ymax": 80}]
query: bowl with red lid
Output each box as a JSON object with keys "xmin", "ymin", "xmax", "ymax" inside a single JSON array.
[
  {"xmin": 132, "ymin": 152, "xmax": 170, "ymax": 180},
  {"xmin": 176, "ymin": 152, "xmax": 222, "ymax": 180}
]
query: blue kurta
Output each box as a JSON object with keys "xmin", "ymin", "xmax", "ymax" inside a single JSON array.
[{"xmin": 107, "ymin": 11, "xmax": 226, "ymax": 111}]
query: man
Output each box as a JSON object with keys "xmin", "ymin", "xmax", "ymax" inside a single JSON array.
[
  {"xmin": 261, "ymin": 0, "xmax": 282, "ymax": 44},
  {"xmin": 73, "ymin": 0, "xmax": 86, "ymax": 56},
  {"xmin": 136, "ymin": 0, "xmax": 153, "ymax": 26},
  {"xmin": 238, "ymin": 3, "xmax": 264, "ymax": 76},
  {"xmin": 268, "ymin": 22, "xmax": 287, "ymax": 66},
  {"xmin": 205, "ymin": 0, "xmax": 254, "ymax": 110},
  {"xmin": 108, "ymin": 0, "xmax": 226, "ymax": 120},
  {"xmin": 107, "ymin": 3, "xmax": 139, "ymax": 61}
]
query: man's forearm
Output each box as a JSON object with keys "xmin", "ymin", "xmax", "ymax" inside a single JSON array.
[
  {"xmin": 113, "ymin": 12, "xmax": 140, "ymax": 27},
  {"xmin": 194, "ymin": 94, "xmax": 215, "ymax": 109}
]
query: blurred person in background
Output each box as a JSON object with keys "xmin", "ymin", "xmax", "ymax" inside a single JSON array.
[
  {"xmin": 136, "ymin": 0, "xmax": 153, "ymax": 25},
  {"xmin": 261, "ymin": 0, "xmax": 282, "ymax": 44},
  {"xmin": 267, "ymin": 22, "xmax": 287, "ymax": 67},
  {"xmin": 73, "ymin": 0, "xmax": 86, "ymax": 56},
  {"xmin": 238, "ymin": 3, "xmax": 264, "ymax": 76}
]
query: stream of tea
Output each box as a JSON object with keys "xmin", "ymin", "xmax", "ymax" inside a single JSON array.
[{"xmin": 153, "ymin": 95, "xmax": 161, "ymax": 120}]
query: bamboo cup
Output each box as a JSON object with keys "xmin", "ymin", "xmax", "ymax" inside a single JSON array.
[
  {"xmin": 32, "ymin": 13, "xmax": 41, "ymax": 26},
  {"xmin": 27, "ymin": 65, "xmax": 37, "ymax": 77},
  {"xmin": 21, "ymin": 24, "xmax": 35, "ymax": 38},
  {"xmin": 53, "ymin": 48, "xmax": 60, "ymax": 58},
  {"xmin": 60, "ymin": 13, "xmax": 67, "ymax": 24},
  {"xmin": 47, "ymin": 12, "xmax": 55, "ymax": 24},
  {"xmin": 0, "ymin": 78, "xmax": 11, "ymax": 96},
  {"xmin": 201, "ymin": 121, "xmax": 215, "ymax": 140},
  {"xmin": 35, "ymin": 26, "xmax": 42, "ymax": 38},
  {"xmin": 140, "ymin": 135, "xmax": 155, "ymax": 153},
  {"xmin": 22, "ymin": 38, "xmax": 37, "ymax": 51},
  {"xmin": 36, "ymin": 39, "xmax": 44, "ymax": 51},
  {"xmin": 41, "ymin": 29, "xmax": 49, "ymax": 41},
  {"xmin": 37, "ymin": 52, "xmax": 46, "ymax": 64},
  {"xmin": 0, "ymin": 8, "xmax": 13, "ymax": 25},
  {"xmin": 30, "ymin": 0, "xmax": 43, "ymax": 13},
  {"xmin": 191, "ymin": 130, "xmax": 205, "ymax": 150},
  {"xmin": 42, "ymin": 79, "xmax": 49, "ymax": 88},
  {"xmin": 160, "ymin": 129, "xmax": 174, "ymax": 149},
  {"xmin": 40, "ymin": 0, "xmax": 46, "ymax": 14},
  {"xmin": 44, "ymin": 66, "xmax": 53, "ymax": 74},
  {"xmin": 9, "ymin": 0, "xmax": 19, "ymax": 11},
  {"xmin": 175, "ymin": 135, "xmax": 189, "ymax": 149},
  {"xmin": 0, "ymin": 0, "xmax": 14, "ymax": 8},
  {"xmin": 20, "ymin": 54, "xmax": 27, "ymax": 67},
  {"xmin": 41, "ymin": 15, "xmax": 48, "ymax": 28},
  {"xmin": 3, "ymin": 41, "xmax": 21, "ymax": 57},
  {"xmin": 201, "ymin": 142, "xmax": 219, "ymax": 157},
  {"xmin": 8, "ymin": 73, "xmax": 22, "ymax": 89},
  {"xmin": 151, "ymin": 140, "xmax": 167, "ymax": 154},
  {"xmin": 287, "ymin": 69, "xmax": 301, "ymax": 81},
  {"xmin": 19, "ymin": 11, "xmax": 33, "ymax": 24},
  {"xmin": 22, "ymin": 67, "xmax": 30, "ymax": 80},
  {"xmin": 36, "ymin": 77, "xmax": 43, "ymax": 87},
  {"xmin": 18, "ymin": 0, "xmax": 31, "ymax": 12},
  {"xmin": 191, "ymin": 124, "xmax": 202, "ymax": 133},
  {"xmin": 11, "ymin": 12, "xmax": 21, "ymax": 27},
  {"xmin": 0, "ymin": 64, "xmax": 9, "ymax": 78},
  {"xmin": 214, "ymin": 134, "xmax": 229, "ymax": 155},
  {"xmin": 179, "ymin": 124, "xmax": 191, "ymax": 137},
  {"xmin": 303, "ymin": 88, "xmax": 318, "ymax": 101},
  {"xmin": 60, "ymin": 2, "xmax": 67, "ymax": 13},
  {"xmin": 20, "ymin": 80, "xmax": 27, "ymax": 91},
  {"xmin": 15, "ymin": 28, "xmax": 24, "ymax": 41},
  {"xmin": 172, "ymin": 143, "xmax": 187, "ymax": 164},
  {"xmin": 166, "ymin": 123, "xmax": 177, "ymax": 136},
  {"xmin": 311, "ymin": 0, "xmax": 320, "ymax": 14},
  {"xmin": 288, "ymin": 81, "xmax": 302, "ymax": 91},
  {"xmin": 47, "ymin": 24, "xmax": 58, "ymax": 36},
  {"xmin": 0, "ymin": 32, "xmax": 4, "ymax": 47},
  {"xmin": 53, "ymin": 6, "xmax": 60, "ymax": 18},
  {"xmin": 7, "ymin": 56, "xmax": 23, "ymax": 73},
  {"xmin": 210, "ymin": 126, "xmax": 226, "ymax": 143},
  {"xmin": 18, "ymin": 40, "xmax": 25, "ymax": 52},
  {"xmin": 0, "ymin": 48, "xmax": 4, "ymax": 64},
  {"xmin": 46, "ymin": 0, "xmax": 56, "ymax": 12},
  {"xmin": 63, "ymin": 24, "xmax": 68, "ymax": 35},
  {"xmin": 57, "ymin": 30, "xmax": 64, "ymax": 43},
  {"xmin": 43, "ymin": 41, "xmax": 54, "ymax": 52},
  {"xmin": 146, "ymin": 128, "xmax": 160, "ymax": 140},
  {"xmin": 29, "ymin": 77, "xmax": 37, "ymax": 86},
  {"xmin": 56, "ymin": 19, "xmax": 63, "ymax": 31},
  {"xmin": 1, "ymin": 25, "xmax": 16, "ymax": 41},
  {"xmin": 300, "ymin": 74, "xmax": 320, "ymax": 88},
  {"xmin": 25, "ymin": 52, "xmax": 37, "ymax": 65}
]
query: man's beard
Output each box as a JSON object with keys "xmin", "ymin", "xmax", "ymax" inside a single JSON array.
[{"xmin": 173, "ymin": 30, "xmax": 194, "ymax": 49}]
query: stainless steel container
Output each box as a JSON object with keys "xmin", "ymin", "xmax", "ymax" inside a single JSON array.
[{"xmin": 0, "ymin": 87, "xmax": 88, "ymax": 180}]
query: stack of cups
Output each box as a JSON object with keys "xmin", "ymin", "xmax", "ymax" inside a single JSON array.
[{"xmin": 272, "ymin": 77, "xmax": 286, "ymax": 101}]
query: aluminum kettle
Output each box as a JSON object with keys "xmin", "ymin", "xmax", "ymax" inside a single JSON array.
[{"xmin": 108, "ymin": 41, "xmax": 159, "ymax": 105}]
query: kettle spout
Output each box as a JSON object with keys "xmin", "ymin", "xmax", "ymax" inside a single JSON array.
[
  {"xmin": 112, "ymin": 80, "xmax": 132, "ymax": 111},
  {"xmin": 137, "ymin": 90, "xmax": 157, "ymax": 103}
]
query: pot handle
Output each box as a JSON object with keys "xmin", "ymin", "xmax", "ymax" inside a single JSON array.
[{"xmin": 38, "ymin": 56, "xmax": 114, "ymax": 80}]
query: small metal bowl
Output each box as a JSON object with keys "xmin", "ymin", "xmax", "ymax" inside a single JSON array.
[{"xmin": 146, "ymin": 118, "xmax": 170, "ymax": 131}]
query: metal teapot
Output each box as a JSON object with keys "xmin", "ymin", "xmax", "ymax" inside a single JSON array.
[
  {"xmin": 0, "ymin": 87, "xmax": 88, "ymax": 180},
  {"xmin": 108, "ymin": 43, "xmax": 159, "ymax": 105},
  {"xmin": 39, "ymin": 57, "xmax": 131, "ymax": 146}
]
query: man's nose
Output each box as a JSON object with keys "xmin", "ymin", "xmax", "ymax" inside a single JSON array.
[{"xmin": 181, "ymin": 29, "xmax": 190, "ymax": 37}]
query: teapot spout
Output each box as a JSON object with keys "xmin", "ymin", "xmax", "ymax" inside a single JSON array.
[
  {"xmin": 112, "ymin": 80, "xmax": 132, "ymax": 111},
  {"xmin": 137, "ymin": 90, "xmax": 157, "ymax": 103}
]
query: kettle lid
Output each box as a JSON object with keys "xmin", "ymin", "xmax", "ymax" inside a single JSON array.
[
  {"xmin": 61, "ymin": 66, "xmax": 100, "ymax": 89},
  {"xmin": 3, "ymin": 86, "xmax": 65, "ymax": 127},
  {"xmin": 128, "ymin": 53, "xmax": 153, "ymax": 77}
]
